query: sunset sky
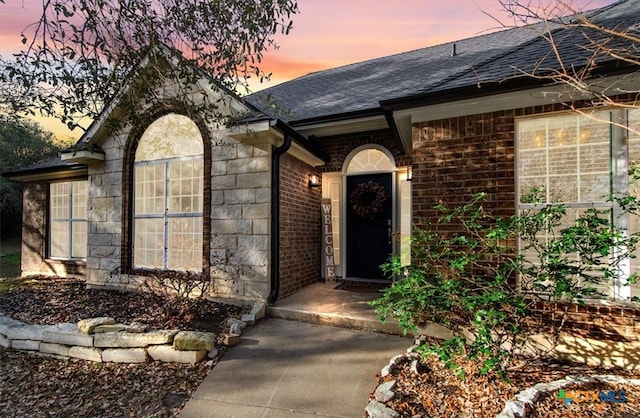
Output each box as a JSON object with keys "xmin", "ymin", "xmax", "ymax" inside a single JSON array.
[{"xmin": 0, "ymin": 0, "xmax": 618, "ymax": 138}]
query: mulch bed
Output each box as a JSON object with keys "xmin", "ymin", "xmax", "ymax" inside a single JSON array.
[
  {"xmin": 374, "ymin": 339, "xmax": 640, "ymax": 417},
  {"xmin": 3, "ymin": 277, "xmax": 640, "ymax": 417},
  {"xmin": 0, "ymin": 276, "xmax": 247, "ymax": 417}
]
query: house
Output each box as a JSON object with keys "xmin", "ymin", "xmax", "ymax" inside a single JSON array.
[{"xmin": 5, "ymin": 0, "xmax": 639, "ymax": 344}]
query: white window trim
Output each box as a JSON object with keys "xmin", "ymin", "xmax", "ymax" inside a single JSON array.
[{"xmin": 49, "ymin": 180, "xmax": 87, "ymax": 260}]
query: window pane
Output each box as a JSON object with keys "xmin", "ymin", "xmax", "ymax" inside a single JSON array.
[
  {"xmin": 518, "ymin": 111, "xmax": 610, "ymax": 204},
  {"xmin": 50, "ymin": 180, "xmax": 87, "ymax": 259},
  {"xmin": 168, "ymin": 160, "xmax": 203, "ymax": 213},
  {"xmin": 548, "ymin": 175, "xmax": 577, "ymax": 202},
  {"xmin": 134, "ymin": 164, "xmax": 165, "ymax": 214},
  {"xmin": 399, "ymin": 169, "xmax": 412, "ymax": 266},
  {"xmin": 346, "ymin": 149, "xmax": 394, "ymax": 173},
  {"xmin": 72, "ymin": 221, "xmax": 87, "ymax": 258},
  {"xmin": 627, "ymin": 109, "xmax": 640, "ymax": 299},
  {"xmin": 134, "ymin": 218, "xmax": 164, "ymax": 269},
  {"xmin": 168, "ymin": 217, "xmax": 202, "ymax": 271},
  {"xmin": 50, "ymin": 183, "xmax": 70, "ymax": 219},
  {"xmin": 50, "ymin": 220, "xmax": 69, "ymax": 258},
  {"xmin": 136, "ymin": 113, "xmax": 203, "ymax": 161},
  {"xmin": 517, "ymin": 111, "xmax": 616, "ymax": 299},
  {"xmin": 133, "ymin": 114, "xmax": 204, "ymax": 271},
  {"xmin": 72, "ymin": 181, "xmax": 87, "ymax": 219}
]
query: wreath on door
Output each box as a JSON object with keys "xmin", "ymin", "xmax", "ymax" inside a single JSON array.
[{"xmin": 350, "ymin": 181, "xmax": 388, "ymax": 220}]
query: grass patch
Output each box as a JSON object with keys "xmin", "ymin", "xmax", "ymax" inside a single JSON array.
[
  {"xmin": 0, "ymin": 237, "xmax": 21, "ymax": 280},
  {"xmin": 0, "ymin": 278, "xmax": 24, "ymax": 292}
]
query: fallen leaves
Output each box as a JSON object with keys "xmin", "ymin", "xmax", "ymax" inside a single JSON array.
[
  {"xmin": 0, "ymin": 348, "xmax": 212, "ymax": 417},
  {"xmin": 374, "ymin": 346, "xmax": 640, "ymax": 418},
  {"xmin": 0, "ymin": 276, "xmax": 247, "ymax": 417}
]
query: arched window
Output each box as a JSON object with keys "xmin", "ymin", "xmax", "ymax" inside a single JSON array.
[
  {"xmin": 133, "ymin": 113, "xmax": 204, "ymax": 271},
  {"xmin": 345, "ymin": 147, "xmax": 395, "ymax": 173}
]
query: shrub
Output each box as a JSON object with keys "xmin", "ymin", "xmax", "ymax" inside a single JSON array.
[{"xmin": 372, "ymin": 188, "xmax": 639, "ymax": 379}]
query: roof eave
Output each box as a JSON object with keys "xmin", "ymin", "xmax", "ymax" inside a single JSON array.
[{"xmin": 3, "ymin": 164, "xmax": 88, "ymax": 182}]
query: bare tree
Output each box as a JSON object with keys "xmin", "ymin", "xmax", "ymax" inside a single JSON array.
[
  {"xmin": 495, "ymin": 0, "xmax": 639, "ymax": 133},
  {"xmin": 0, "ymin": 0, "xmax": 298, "ymax": 131}
]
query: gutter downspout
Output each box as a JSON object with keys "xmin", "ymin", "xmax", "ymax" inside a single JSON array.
[{"xmin": 268, "ymin": 133, "xmax": 292, "ymax": 305}]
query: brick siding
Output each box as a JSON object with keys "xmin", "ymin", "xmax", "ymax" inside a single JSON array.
[
  {"xmin": 531, "ymin": 301, "xmax": 640, "ymax": 342},
  {"xmin": 278, "ymin": 153, "xmax": 322, "ymax": 298},
  {"xmin": 412, "ymin": 101, "xmax": 639, "ymax": 341},
  {"xmin": 412, "ymin": 110, "xmax": 516, "ymax": 229},
  {"xmin": 317, "ymin": 128, "xmax": 410, "ymax": 173}
]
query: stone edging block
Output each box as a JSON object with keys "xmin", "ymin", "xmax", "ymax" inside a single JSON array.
[
  {"xmin": 78, "ymin": 317, "xmax": 116, "ymax": 334},
  {"xmin": 173, "ymin": 331, "xmax": 216, "ymax": 351},
  {"xmin": 12, "ymin": 339, "xmax": 40, "ymax": 351},
  {"xmin": 93, "ymin": 329, "xmax": 178, "ymax": 348},
  {"xmin": 40, "ymin": 342, "xmax": 70, "ymax": 357},
  {"xmin": 102, "ymin": 347, "xmax": 148, "ymax": 363},
  {"xmin": 69, "ymin": 346, "xmax": 103, "ymax": 362},
  {"xmin": 42, "ymin": 323, "xmax": 94, "ymax": 347},
  {"xmin": 148, "ymin": 345, "xmax": 207, "ymax": 364},
  {"xmin": 0, "ymin": 312, "xmax": 263, "ymax": 365}
]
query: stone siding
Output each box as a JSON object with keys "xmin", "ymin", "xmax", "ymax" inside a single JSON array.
[
  {"xmin": 85, "ymin": 128, "xmax": 127, "ymax": 286},
  {"xmin": 85, "ymin": 109, "xmax": 272, "ymax": 301},
  {"xmin": 209, "ymin": 138, "xmax": 271, "ymax": 301}
]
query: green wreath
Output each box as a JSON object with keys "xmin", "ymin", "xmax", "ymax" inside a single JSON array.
[{"xmin": 350, "ymin": 181, "xmax": 388, "ymax": 220}]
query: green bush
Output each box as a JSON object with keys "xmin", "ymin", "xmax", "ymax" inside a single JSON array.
[{"xmin": 372, "ymin": 188, "xmax": 639, "ymax": 379}]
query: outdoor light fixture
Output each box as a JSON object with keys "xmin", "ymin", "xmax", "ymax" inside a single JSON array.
[
  {"xmin": 406, "ymin": 166, "xmax": 413, "ymax": 181},
  {"xmin": 308, "ymin": 174, "xmax": 320, "ymax": 188}
]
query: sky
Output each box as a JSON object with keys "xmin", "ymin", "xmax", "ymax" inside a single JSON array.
[{"xmin": 0, "ymin": 0, "xmax": 619, "ymax": 139}]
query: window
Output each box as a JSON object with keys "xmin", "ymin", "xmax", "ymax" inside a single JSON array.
[
  {"xmin": 50, "ymin": 180, "xmax": 87, "ymax": 259},
  {"xmin": 133, "ymin": 113, "xmax": 204, "ymax": 271},
  {"xmin": 517, "ymin": 108, "xmax": 640, "ymax": 300}
]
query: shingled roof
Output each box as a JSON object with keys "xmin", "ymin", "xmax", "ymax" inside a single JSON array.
[{"xmin": 245, "ymin": 0, "xmax": 639, "ymax": 124}]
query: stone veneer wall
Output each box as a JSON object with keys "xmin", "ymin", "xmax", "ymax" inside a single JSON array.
[
  {"xmin": 411, "ymin": 103, "xmax": 640, "ymax": 345},
  {"xmin": 85, "ymin": 126, "xmax": 128, "ymax": 287},
  {"xmin": 21, "ymin": 181, "xmax": 86, "ymax": 277},
  {"xmin": 85, "ymin": 117, "xmax": 272, "ymax": 302},
  {"xmin": 278, "ymin": 153, "xmax": 322, "ymax": 298},
  {"xmin": 208, "ymin": 138, "xmax": 271, "ymax": 301}
]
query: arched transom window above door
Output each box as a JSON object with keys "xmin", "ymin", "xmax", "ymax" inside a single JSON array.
[
  {"xmin": 345, "ymin": 148, "xmax": 395, "ymax": 173},
  {"xmin": 133, "ymin": 113, "xmax": 204, "ymax": 272}
]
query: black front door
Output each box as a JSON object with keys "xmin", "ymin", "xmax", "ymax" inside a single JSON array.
[{"xmin": 346, "ymin": 173, "xmax": 393, "ymax": 281}]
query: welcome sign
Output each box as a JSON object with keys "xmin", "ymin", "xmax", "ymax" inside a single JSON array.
[{"xmin": 321, "ymin": 198, "xmax": 336, "ymax": 283}]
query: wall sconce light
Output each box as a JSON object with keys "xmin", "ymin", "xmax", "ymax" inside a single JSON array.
[
  {"xmin": 308, "ymin": 174, "xmax": 320, "ymax": 188},
  {"xmin": 406, "ymin": 166, "xmax": 413, "ymax": 181}
]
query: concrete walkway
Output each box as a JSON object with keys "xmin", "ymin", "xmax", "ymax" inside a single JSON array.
[{"xmin": 179, "ymin": 317, "xmax": 410, "ymax": 417}]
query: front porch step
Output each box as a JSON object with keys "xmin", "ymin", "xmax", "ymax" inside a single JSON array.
[{"xmin": 265, "ymin": 282, "xmax": 405, "ymax": 335}]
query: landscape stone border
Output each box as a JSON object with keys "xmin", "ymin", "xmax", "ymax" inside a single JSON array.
[
  {"xmin": 0, "ymin": 301, "xmax": 265, "ymax": 365},
  {"xmin": 365, "ymin": 336, "xmax": 640, "ymax": 418},
  {"xmin": 495, "ymin": 374, "xmax": 640, "ymax": 418}
]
